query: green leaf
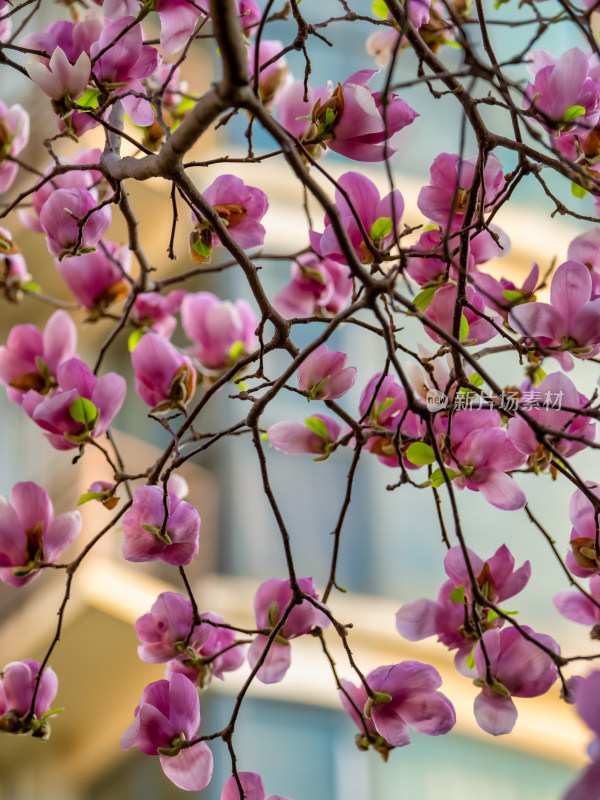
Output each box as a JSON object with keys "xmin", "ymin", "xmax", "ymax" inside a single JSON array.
[
  {"xmin": 502, "ymin": 289, "xmax": 523, "ymax": 303},
  {"xmin": 565, "ymin": 104, "xmax": 586, "ymax": 122},
  {"xmin": 325, "ymin": 107, "xmax": 335, "ymax": 127},
  {"xmin": 406, "ymin": 442, "xmax": 436, "ymax": 465},
  {"xmin": 466, "ymin": 643, "xmax": 476, "ymax": 670},
  {"xmin": 533, "ymin": 366, "xmax": 546, "ymax": 386},
  {"xmin": 69, "ymin": 397, "xmax": 98, "ymax": 429},
  {"xmin": 22, "ymin": 282, "xmax": 42, "ymax": 293},
  {"xmin": 78, "ymin": 491, "xmax": 106, "ymax": 505},
  {"xmin": 193, "ymin": 238, "xmax": 212, "ymax": 258},
  {"xmin": 460, "ymin": 315, "xmax": 470, "ymax": 340},
  {"xmin": 374, "ymin": 397, "xmax": 394, "ymax": 417},
  {"xmin": 370, "ymin": 216, "xmax": 393, "ymax": 241},
  {"xmin": 571, "ymin": 182, "xmax": 588, "ymax": 199},
  {"xmin": 128, "ymin": 329, "xmax": 145, "ymax": 352},
  {"xmin": 449, "ymin": 585, "xmax": 466, "ymax": 604},
  {"xmin": 372, "ymin": 0, "xmax": 389, "ymax": 17},
  {"xmin": 75, "ymin": 88, "xmax": 100, "ymax": 109},
  {"xmin": 430, "ymin": 466, "xmax": 457, "ymax": 488},
  {"xmin": 469, "ymin": 373, "xmax": 484, "ymax": 387},
  {"xmin": 413, "ymin": 285, "xmax": 437, "ymax": 312},
  {"xmin": 305, "ymin": 416, "xmax": 328, "ymax": 440},
  {"xmin": 229, "ymin": 341, "xmax": 245, "ymax": 360}
]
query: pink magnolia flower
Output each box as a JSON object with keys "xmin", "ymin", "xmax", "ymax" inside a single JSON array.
[
  {"xmin": 445, "ymin": 410, "xmax": 527, "ymax": 510},
  {"xmin": 101, "ymin": 0, "xmax": 203, "ymax": 54},
  {"xmin": 524, "ymin": 48, "xmax": 600, "ymax": 138},
  {"xmin": 340, "ymin": 661, "xmax": 455, "ymax": 749},
  {"xmin": 366, "ymin": 1, "xmax": 432, "ymax": 67},
  {"xmin": 297, "ymin": 345, "xmax": 356, "ymax": 400},
  {"xmin": 27, "ymin": 47, "xmax": 91, "ymax": 103},
  {"xmin": 472, "ymin": 626, "xmax": 559, "ymax": 735},
  {"xmin": 417, "ymin": 152, "xmax": 505, "ymax": 229},
  {"xmin": 444, "ymin": 544, "xmax": 532, "ymax": 604},
  {"xmin": 120, "ymin": 673, "xmax": 213, "ymax": 791},
  {"xmin": 267, "ymin": 414, "xmax": 341, "ymax": 459},
  {"xmin": 474, "ymin": 262, "xmax": 538, "ymax": 321},
  {"xmin": 424, "ymin": 284, "xmax": 498, "ymax": 345},
  {"xmin": 274, "ymin": 79, "xmax": 330, "ymax": 146},
  {"xmin": 40, "ymin": 188, "xmax": 111, "ymax": 260},
  {"xmin": 181, "ymin": 292, "xmax": 258, "ymax": 372},
  {"xmin": 247, "ymin": 577, "xmax": 330, "ymax": 684},
  {"xmin": 131, "ymin": 290, "xmax": 186, "ymax": 338},
  {"xmin": 568, "ymin": 229, "xmax": 600, "ymax": 299},
  {"xmin": 222, "ymin": 772, "xmax": 292, "ymax": 800},
  {"xmin": 248, "ymin": 40, "xmax": 289, "ymax": 106},
  {"xmin": 564, "ymin": 671, "xmax": 600, "ymax": 800},
  {"xmin": 566, "ymin": 483, "xmax": 600, "ymax": 578},
  {"xmin": 131, "ymin": 332, "xmax": 196, "ymax": 413},
  {"xmin": 18, "ymin": 148, "xmax": 103, "ymax": 234},
  {"xmin": 121, "ymin": 485, "xmax": 200, "ymax": 566},
  {"xmin": 190, "ymin": 175, "xmax": 268, "ymax": 261},
  {"xmin": 554, "ymin": 575, "xmax": 600, "ymax": 631},
  {"xmin": 0, "ymin": 102, "xmax": 30, "ymax": 194},
  {"xmin": 57, "ymin": 241, "xmax": 132, "ymax": 314},
  {"xmin": 0, "ymin": 482, "xmax": 81, "ymax": 587},
  {"xmin": 22, "ymin": 357, "xmax": 126, "ymax": 450},
  {"xmin": 273, "ymin": 253, "xmax": 353, "ymax": 319},
  {"xmin": 507, "ymin": 372, "xmax": 595, "ymax": 466},
  {"xmin": 239, "ymin": 0, "xmax": 262, "ymax": 33},
  {"xmin": 311, "ymin": 70, "xmax": 417, "ymax": 161},
  {"xmin": 0, "ymin": 660, "xmax": 59, "ymax": 736},
  {"xmin": 0, "ymin": 310, "xmax": 77, "ymax": 404},
  {"xmin": 0, "ymin": 0, "xmax": 11, "ymax": 41},
  {"xmin": 91, "ymin": 18, "xmax": 161, "ymax": 127},
  {"xmin": 309, "ymin": 171, "xmax": 404, "ymax": 265},
  {"xmin": 22, "ymin": 14, "xmax": 103, "ymax": 66},
  {"xmin": 509, "ymin": 260, "xmax": 600, "ymax": 369}
]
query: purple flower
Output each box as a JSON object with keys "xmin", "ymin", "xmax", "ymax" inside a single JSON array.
[
  {"xmin": 57, "ymin": 241, "xmax": 131, "ymax": 314},
  {"xmin": 417, "ymin": 152, "xmax": 505, "ymax": 229},
  {"xmin": 27, "ymin": 47, "xmax": 91, "ymax": 103},
  {"xmin": 248, "ymin": 40, "xmax": 289, "ymax": 106},
  {"xmin": 221, "ymin": 772, "xmax": 292, "ymax": 800},
  {"xmin": 121, "ymin": 485, "xmax": 200, "ymax": 566},
  {"xmin": 135, "ymin": 592, "xmax": 207, "ymax": 663},
  {"xmin": 273, "ymin": 253, "xmax": 353, "ymax": 319},
  {"xmin": 132, "ymin": 332, "xmax": 196, "ymax": 412},
  {"xmin": 102, "ymin": 0, "xmax": 203, "ymax": 54},
  {"xmin": 309, "ymin": 171, "xmax": 404, "ymax": 265},
  {"xmin": 239, "ymin": 0, "xmax": 262, "ymax": 33},
  {"xmin": 0, "ymin": 482, "xmax": 81, "ymax": 587},
  {"xmin": 23, "ymin": 357, "xmax": 126, "ymax": 450},
  {"xmin": 474, "ymin": 262, "xmax": 538, "ymax": 321},
  {"xmin": 297, "ymin": 345, "xmax": 357, "ymax": 400},
  {"xmin": 554, "ymin": 575, "xmax": 600, "ymax": 630},
  {"xmin": 0, "ymin": 660, "xmax": 59, "ymax": 736},
  {"xmin": 120, "ymin": 673, "xmax": 213, "ymax": 791},
  {"xmin": 564, "ymin": 671, "xmax": 600, "ymax": 800},
  {"xmin": 472, "ymin": 626, "xmax": 559, "ymax": 735},
  {"xmin": 444, "ymin": 544, "xmax": 531, "ymax": 604},
  {"xmin": 91, "ymin": 18, "xmax": 161, "ymax": 127},
  {"xmin": 568, "ymin": 229, "xmax": 600, "ymax": 299},
  {"xmin": 267, "ymin": 414, "xmax": 341, "ymax": 459},
  {"xmin": 190, "ymin": 175, "xmax": 268, "ymax": 261},
  {"xmin": 566, "ymin": 483, "xmax": 600, "ymax": 578},
  {"xmin": 0, "ymin": 102, "xmax": 30, "ymax": 195},
  {"xmin": 40, "ymin": 188, "xmax": 111, "ymax": 260},
  {"xmin": 311, "ymin": 70, "xmax": 417, "ymax": 161},
  {"xmin": 274, "ymin": 79, "xmax": 331, "ymax": 148},
  {"xmin": 509, "ymin": 260, "xmax": 600, "ymax": 369},
  {"xmin": 181, "ymin": 292, "xmax": 257, "ymax": 372},
  {"xmin": 340, "ymin": 661, "xmax": 455, "ymax": 749},
  {"xmin": 0, "ymin": 311, "xmax": 77, "ymax": 404},
  {"xmin": 247, "ymin": 577, "xmax": 330, "ymax": 684},
  {"xmin": 424, "ymin": 284, "xmax": 498, "ymax": 345},
  {"xmin": 131, "ymin": 290, "xmax": 186, "ymax": 338}
]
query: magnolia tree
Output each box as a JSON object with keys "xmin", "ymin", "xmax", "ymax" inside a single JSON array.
[{"xmin": 2, "ymin": 0, "xmax": 600, "ymax": 796}]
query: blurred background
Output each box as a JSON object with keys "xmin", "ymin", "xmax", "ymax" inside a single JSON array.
[{"xmin": 0, "ymin": 0, "xmax": 597, "ymax": 797}]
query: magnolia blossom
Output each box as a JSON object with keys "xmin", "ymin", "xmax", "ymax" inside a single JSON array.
[
  {"xmin": 564, "ymin": 671, "xmax": 600, "ymax": 800},
  {"xmin": 273, "ymin": 253, "xmax": 353, "ymax": 319},
  {"xmin": 27, "ymin": 47, "xmax": 90, "ymax": 103},
  {"xmin": 566, "ymin": 483, "xmax": 600, "ymax": 578},
  {"xmin": 474, "ymin": 262, "xmax": 538, "ymax": 321},
  {"xmin": 472, "ymin": 626, "xmax": 559, "ymax": 735},
  {"xmin": 239, "ymin": 0, "xmax": 262, "ymax": 32},
  {"xmin": 0, "ymin": 482, "xmax": 81, "ymax": 587},
  {"xmin": 267, "ymin": 414, "xmax": 341, "ymax": 459},
  {"xmin": 568, "ymin": 229, "xmax": 600, "ymax": 299},
  {"xmin": 274, "ymin": 79, "xmax": 330, "ymax": 145},
  {"xmin": 247, "ymin": 577, "xmax": 330, "ymax": 684},
  {"xmin": 366, "ymin": 1, "xmax": 432, "ymax": 67},
  {"xmin": 131, "ymin": 333, "xmax": 196, "ymax": 412},
  {"xmin": 247, "ymin": 40, "xmax": 289, "ymax": 105},
  {"xmin": 190, "ymin": 175, "xmax": 268, "ymax": 261},
  {"xmin": 309, "ymin": 171, "xmax": 404, "ymax": 265},
  {"xmin": 181, "ymin": 292, "xmax": 257, "ymax": 372},
  {"xmin": 297, "ymin": 345, "xmax": 356, "ymax": 400},
  {"xmin": 311, "ymin": 70, "xmax": 417, "ymax": 161},
  {"xmin": 0, "ymin": 310, "xmax": 77, "ymax": 404},
  {"xmin": 101, "ymin": 0, "xmax": 203, "ymax": 53},
  {"xmin": 340, "ymin": 661, "xmax": 455, "ymax": 749},
  {"xmin": 0, "ymin": 0, "xmax": 11, "ymax": 41},
  {"xmin": 0, "ymin": 660, "xmax": 58, "ymax": 737},
  {"xmin": 131, "ymin": 290, "xmax": 186, "ymax": 338},
  {"xmin": 91, "ymin": 18, "xmax": 161, "ymax": 126},
  {"xmin": 57, "ymin": 242, "xmax": 131, "ymax": 314},
  {"xmin": 221, "ymin": 772, "xmax": 292, "ymax": 800},
  {"xmin": 424, "ymin": 284, "xmax": 498, "ymax": 345},
  {"xmin": 418, "ymin": 152, "xmax": 505, "ymax": 228},
  {"xmin": 122, "ymin": 485, "xmax": 200, "ymax": 566},
  {"xmin": 510, "ymin": 260, "xmax": 600, "ymax": 369},
  {"xmin": 40, "ymin": 188, "xmax": 111, "ymax": 260},
  {"xmin": 554, "ymin": 575, "xmax": 600, "ymax": 631},
  {"xmin": 0, "ymin": 102, "xmax": 30, "ymax": 194},
  {"xmin": 120, "ymin": 673, "xmax": 213, "ymax": 791}
]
